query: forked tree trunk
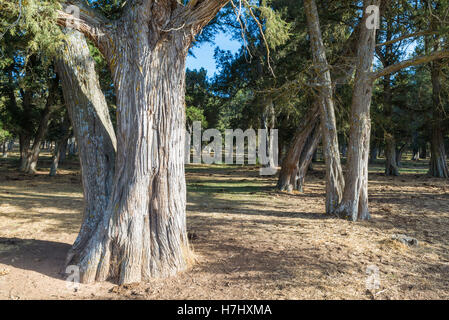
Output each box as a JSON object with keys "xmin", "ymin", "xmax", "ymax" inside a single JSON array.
[
  {"xmin": 336, "ymin": 0, "xmax": 379, "ymax": 221},
  {"xmin": 277, "ymin": 105, "xmax": 320, "ymax": 192},
  {"xmin": 304, "ymin": 0, "xmax": 345, "ymax": 214},
  {"xmin": 55, "ymin": 30, "xmax": 117, "ymax": 269},
  {"xmin": 429, "ymin": 60, "xmax": 449, "ymax": 178}
]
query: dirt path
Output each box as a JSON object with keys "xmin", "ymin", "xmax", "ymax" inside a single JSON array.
[{"xmin": 1, "ymin": 158, "xmax": 449, "ymax": 299}]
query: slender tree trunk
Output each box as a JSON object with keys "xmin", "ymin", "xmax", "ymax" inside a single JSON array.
[
  {"xmin": 22, "ymin": 77, "xmax": 59, "ymax": 174},
  {"xmin": 1, "ymin": 142, "xmax": 7, "ymax": 158},
  {"xmin": 277, "ymin": 105, "xmax": 320, "ymax": 192},
  {"xmin": 396, "ymin": 143, "xmax": 406, "ymax": 167},
  {"xmin": 336, "ymin": 0, "xmax": 379, "ymax": 221},
  {"xmin": 56, "ymin": 30, "xmax": 117, "ymax": 269},
  {"xmin": 296, "ymin": 124, "xmax": 322, "ymax": 192},
  {"xmin": 50, "ymin": 113, "xmax": 71, "ymax": 176},
  {"xmin": 428, "ymin": 59, "xmax": 448, "ymax": 177},
  {"xmin": 19, "ymin": 134, "xmax": 31, "ymax": 171},
  {"xmin": 382, "ymin": 73, "xmax": 399, "ymax": 176},
  {"xmin": 304, "ymin": 0, "xmax": 345, "ymax": 214},
  {"xmin": 384, "ymin": 134, "xmax": 399, "ymax": 175}
]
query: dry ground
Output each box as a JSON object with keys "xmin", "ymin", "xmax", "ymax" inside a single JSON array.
[{"xmin": 0, "ymin": 151, "xmax": 449, "ymax": 300}]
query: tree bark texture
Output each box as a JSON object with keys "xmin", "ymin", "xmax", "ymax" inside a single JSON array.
[
  {"xmin": 304, "ymin": 0, "xmax": 345, "ymax": 214},
  {"xmin": 56, "ymin": 30, "xmax": 117, "ymax": 271},
  {"xmin": 336, "ymin": 0, "xmax": 380, "ymax": 221},
  {"xmin": 57, "ymin": 0, "xmax": 229, "ymax": 284}
]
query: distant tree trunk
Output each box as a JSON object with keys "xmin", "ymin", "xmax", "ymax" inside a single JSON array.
[
  {"xmin": 396, "ymin": 143, "xmax": 406, "ymax": 167},
  {"xmin": 296, "ymin": 124, "xmax": 322, "ymax": 192},
  {"xmin": 420, "ymin": 143, "xmax": 427, "ymax": 159},
  {"xmin": 56, "ymin": 30, "xmax": 117, "ymax": 269},
  {"xmin": 429, "ymin": 59, "xmax": 449, "ymax": 178},
  {"xmin": 59, "ymin": 138, "xmax": 68, "ymax": 164},
  {"xmin": 336, "ymin": 0, "xmax": 379, "ymax": 221},
  {"xmin": 369, "ymin": 143, "xmax": 378, "ymax": 164},
  {"xmin": 50, "ymin": 113, "xmax": 71, "ymax": 176},
  {"xmin": 411, "ymin": 133, "xmax": 420, "ymax": 161},
  {"xmin": 19, "ymin": 134, "xmax": 31, "ymax": 171},
  {"xmin": 304, "ymin": 0, "xmax": 344, "ymax": 214},
  {"xmin": 277, "ymin": 105, "xmax": 320, "ymax": 192},
  {"xmin": 261, "ymin": 96, "xmax": 276, "ymax": 169},
  {"xmin": 382, "ymin": 72, "xmax": 399, "ymax": 176},
  {"xmin": 22, "ymin": 76, "xmax": 59, "ymax": 174},
  {"xmin": 384, "ymin": 134, "xmax": 399, "ymax": 175},
  {"xmin": 2, "ymin": 142, "xmax": 7, "ymax": 158}
]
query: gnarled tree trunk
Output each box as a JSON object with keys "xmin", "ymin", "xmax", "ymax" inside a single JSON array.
[
  {"xmin": 57, "ymin": 0, "xmax": 228, "ymax": 284},
  {"xmin": 56, "ymin": 30, "xmax": 117, "ymax": 270}
]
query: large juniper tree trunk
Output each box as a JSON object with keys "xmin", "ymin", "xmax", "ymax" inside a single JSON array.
[
  {"xmin": 277, "ymin": 105, "xmax": 320, "ymax": 192},
  {"xmin": 336, "ymin": 0, "xmax": 379, "ymax": 221},
  {"xmin": 58, "ymin": 0, "xmax": 228, "ymax": 284},
  {"xmin": 55, "ymin": 30, "xmax": 117, "ymax": 268},
  {"xmin": 428, "ymin": 59, "xmax": 449, "ymax": 178},
  {"xmin": 304, "ymin": 0, "xmax": 345, "ymax": 214}
]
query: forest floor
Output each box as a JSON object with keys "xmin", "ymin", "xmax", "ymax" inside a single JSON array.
[{"xmin": 0, "ymin": 151, "xmax": 449, "ymax": 300}]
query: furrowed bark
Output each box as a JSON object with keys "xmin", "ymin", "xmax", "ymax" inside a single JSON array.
[
  {"xmin": 56, "ymin": 0, "xmax": 230, "ymax": 284},
  {"xmin": 55, "ymin": 30, "xmax": 117, "ymax": 268},
  {"xmin": 304, "ymin": 0, "xmax": 345, "ymax": 214},
  {"xmin": 336, "ymin": 0, "xmax": 380, "ymax": 221}
]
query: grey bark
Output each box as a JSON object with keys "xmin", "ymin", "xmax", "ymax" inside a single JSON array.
[
  {"xmin": 304, "ymin": 0, "xmax": 345, "ymax": 214},
  {"xmin": 55, "ymin": 30, "xmax": 117, "ymax": 271},
  {"xmin": 429, "ymin": 59, "xmax": 449, "ymax": 178},
  {"xmin": 336, "ymin": 0, "xmax": 380, "ymax": 221},
  {"xmin": 57, "ymin": 0, "xmax": 229, "ymax": 284}
]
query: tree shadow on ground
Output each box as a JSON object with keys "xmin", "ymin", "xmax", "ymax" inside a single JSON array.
[{"xmin": 0, "ymin": 237, "xmax": 70, "ymax": 280}]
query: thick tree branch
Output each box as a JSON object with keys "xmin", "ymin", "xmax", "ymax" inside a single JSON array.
[
  {"xmin": 56, "ymin": 1, "xmax": 115, "ymax": 60},
  {"xmin": 371, "ymin": 50, "xmax": 449, "ymax": 80},
  {"xmin": 173, "ymin": 0, "xmax": 229, "ymax": 33}
]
